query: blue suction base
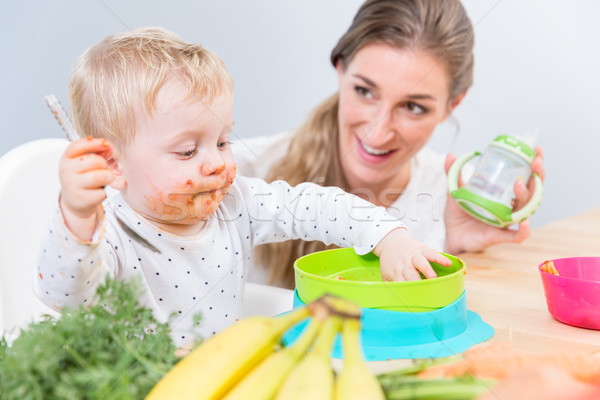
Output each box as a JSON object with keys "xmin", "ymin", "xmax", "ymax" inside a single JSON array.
[{"xmin": 283, "ymin": 290, "xmax": 494, "ymax": 361}]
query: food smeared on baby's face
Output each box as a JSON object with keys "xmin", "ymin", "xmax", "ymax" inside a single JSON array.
[
  {"xmin": 116, "ymin": 78, "xmax": 236, "ymax": 235},
  {"xmin": 145, "ymin": 165, "xmax": 236, "ymax": 224}
]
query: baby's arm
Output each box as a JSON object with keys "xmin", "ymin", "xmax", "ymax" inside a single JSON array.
[
  {"xmin": 59, "ymin": 137, "xmax": 115, "ymax": 241},
  {"xmin": 238, "ymin": 177, "xmax": 449, "ymax": 281},
  {"xmin": 373, "ymin": 228, "xmax": 451, "ymax": 281},
  {"xmin": 34, "ymin": 204, "xmax": 121, "ymax": 311},
  {"xmin": 34, "ymin": 137, "xmax": 119, "ymax": 310},
  {"xmin": 239, "ymin": 178, "xmax": 396, "ymax": 249}
]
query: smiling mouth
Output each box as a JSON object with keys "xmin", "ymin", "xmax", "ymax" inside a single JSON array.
[{"xmin": 358, "ymin": 139, "xmax": 393, "ymax": 156}]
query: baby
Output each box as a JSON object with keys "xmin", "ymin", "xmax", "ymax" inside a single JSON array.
[{"xmin": 34, "ymin": 27, "xmax": 449, "ymax": 347}]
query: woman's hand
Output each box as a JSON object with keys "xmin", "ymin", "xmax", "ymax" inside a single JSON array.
[
  {"xmin": 59, "ymin": 137, "xmax": 115, "ymax": 241},
  {"xmin": 444, "ymin": 147, "xmax": 545, "ymax": 254},
  {"xmin": 513, "ymin": 146, "xmax": 545, "ymax": 210},
  {"xmin": 374, "ymin": 228, "xmax": 451, "ymax": 281}
]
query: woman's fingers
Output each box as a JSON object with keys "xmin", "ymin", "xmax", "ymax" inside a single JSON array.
[
  {"xmin": 444, "ymin": 153, "xmax": 466, "ymax": 187},
  {"xmin": 496, "ymin": 220, "xmax": 530, "ymax": 245},
  {"xmin": 512, "ymin": 177, "xmax": 530, "ymax": 210},
  {"xmin": 531, "ymin": 154, "xmax": 545, "ymax": 182},
  {"xmin": 513, "ymin": 146, "xmax": 544, "ymax": 211},
  {"xmin": 444, "ymin": 153, "xmax": 456, "ymax": 174}
]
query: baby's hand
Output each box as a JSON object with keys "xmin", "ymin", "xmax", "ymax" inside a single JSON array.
[
  {"xmin": 59, "ymin": 137, "xmax": 115, "ymax": 240},
  {"xmin": 373, "ymin": 228, "xmax": 451, "ymax": 281}
]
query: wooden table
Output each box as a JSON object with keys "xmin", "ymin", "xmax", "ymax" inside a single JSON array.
[
  {"xmin": 460, "ymin": 207, "xmax": 600, "ymax": 354},
  {"xmin": 247, "ymin": 209, "xmax": 600, "ymax": 374},
  {"xmin": 363, "ymin": 207, "xmax": 600, "ymax": 374}
]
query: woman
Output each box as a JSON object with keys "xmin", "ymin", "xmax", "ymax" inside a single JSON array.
[{"xmin": 235, "ymin": 0, "xmax": 545, "ymax": 288}]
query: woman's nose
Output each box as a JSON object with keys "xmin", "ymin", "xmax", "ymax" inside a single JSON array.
[{"xmin": 366, "ymin": 109, "xmax": 395, "ymax": 144}]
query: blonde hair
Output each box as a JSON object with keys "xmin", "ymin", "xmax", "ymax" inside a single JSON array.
[
  {"xmin": 257, "ymin": 0, "xmax": 475, "ymax": 288},
  {"xmin": 68, "ymin": 27, "xmax": 233, "ymax": 146}
]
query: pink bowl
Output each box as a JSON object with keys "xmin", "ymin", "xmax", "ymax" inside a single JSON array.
[{"xmin": 538, "ymin": 257, "xmax": 600, "ymax": 330}]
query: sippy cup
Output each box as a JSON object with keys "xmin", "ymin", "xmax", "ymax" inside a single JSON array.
[{"xmin": 447, "ymin": 134, "xmax": 543, "ymax": 228}]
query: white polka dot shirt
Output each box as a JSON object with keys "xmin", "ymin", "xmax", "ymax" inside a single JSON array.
[{"xmin": 34, "ymin": 176, "xmax": 404, "ymax": 347}]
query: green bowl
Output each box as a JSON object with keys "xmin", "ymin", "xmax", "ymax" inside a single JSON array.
[{"xmin": 294, "ymin": 248, "xmax": 465, "ymax": 312}]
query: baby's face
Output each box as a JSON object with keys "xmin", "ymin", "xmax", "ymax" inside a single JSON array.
[{"xmin": 116, "ymin": 77, "xmax": 236, "ymax": 236}]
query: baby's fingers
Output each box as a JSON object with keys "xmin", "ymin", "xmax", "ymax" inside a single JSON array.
[
  {"xmin": 423, "ymin": 248, "xmax": 452, "ymax": 267},
  {"xmin": 73, "ymin": 168, "xmax": 115, "ymax": 190},
  {"xmin": 63, "ymin": 152, "xmax": 110, "ymax": 174},
  {"xmin": 403, "ymin": 266, "xmax": 422, "ymax": 281},
  {"xmin": 64, "ymin": 136, "xmax": 114, "ymax": 160},
  {"xmin": 411, "ymin": 253, "xmax": 437, "ymax": 280}
]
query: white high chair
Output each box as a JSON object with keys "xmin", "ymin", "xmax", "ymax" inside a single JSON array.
[
  {"xmin": 0, "ymin": 137, "xmax": 294, "ymax": 339},
  {"xmin": 0, "ymin": 138, "xmax": 68, "ymax": 336}
]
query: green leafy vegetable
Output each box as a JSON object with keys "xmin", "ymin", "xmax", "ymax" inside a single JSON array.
[{"xmin": 0, "ymin": 277, "xmax": 199, "ymax": 400}]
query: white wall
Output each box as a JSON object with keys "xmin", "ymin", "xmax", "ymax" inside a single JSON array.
[{"xmin": 2, "ymin": 0, "xmax": 599, "ymax": 228}]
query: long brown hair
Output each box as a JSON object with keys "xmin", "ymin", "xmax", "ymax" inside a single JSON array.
[{"xmin": 257, "ymin": 0, "xmax": 474, "ymax": 288}]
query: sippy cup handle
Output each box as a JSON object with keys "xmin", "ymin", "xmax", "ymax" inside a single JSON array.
[
  {"xmin": 447, "ymin": 151, "xmax": 478, "ymax": 193},
  {"xmin": 511, "ymin": 173, "xmax": 543, "ymax": 223},
  {"xmin": 447, "ymin": 151, "xmax": 543, "ymax": 227}
]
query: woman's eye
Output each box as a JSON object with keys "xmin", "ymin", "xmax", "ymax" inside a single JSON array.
[
  {"xmin": 406, "ymin": 102, "xmax": 427, "ymax": 115},
  {"xmin": 354, "ymin": 86, "xmax": 373, "ymax": 99}
]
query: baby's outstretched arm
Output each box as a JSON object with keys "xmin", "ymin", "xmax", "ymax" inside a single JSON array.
[
  {"xmin": 374, "ymin": 228, "xmax": 451, "ymax": 281},
  {"xmin": 59, "ymin": 136, "xmax": 115, "ymax": 241}
]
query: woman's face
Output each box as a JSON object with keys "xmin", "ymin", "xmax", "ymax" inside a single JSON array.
[{"xmin": 336, "ymin": 42, "xmax": 463, "ymax": 195}]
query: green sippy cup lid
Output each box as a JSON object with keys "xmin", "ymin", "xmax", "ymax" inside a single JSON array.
[{"xmin": 490, "ymin": 135, "xmax": 536, "ymax": 163}]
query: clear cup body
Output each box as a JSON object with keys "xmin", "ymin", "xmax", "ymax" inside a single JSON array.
[{"xmin": 464, "ymin": 145, "xmax": 531, "ymax": 208}]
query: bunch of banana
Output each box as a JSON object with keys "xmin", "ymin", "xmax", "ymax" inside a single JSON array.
[
  {"xmin": 222, "ymin": 315, "xmax": 324, "ymax": 400},
  {"xmin": 146, "ymin": 294, "xmax": 385, "ymax": 400},
  {"xmin": 334, "ymin": 318, "xmax": 385, "ymax": 400},
  {"xmin": 275, "ymin": 316, "xmax": 341, "ymax": 400},
  {"xmin": 318, "ymin": 294, "xmax": 385, "ymax": 400},
  {"xmin": 145, "ymin": 306, "xmax": 311, "ymax": 400}
]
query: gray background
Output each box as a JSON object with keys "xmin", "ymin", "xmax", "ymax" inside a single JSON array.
[{"xmin": 2, "ymin": 0, "xmax": 599, "ymax": 228}]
